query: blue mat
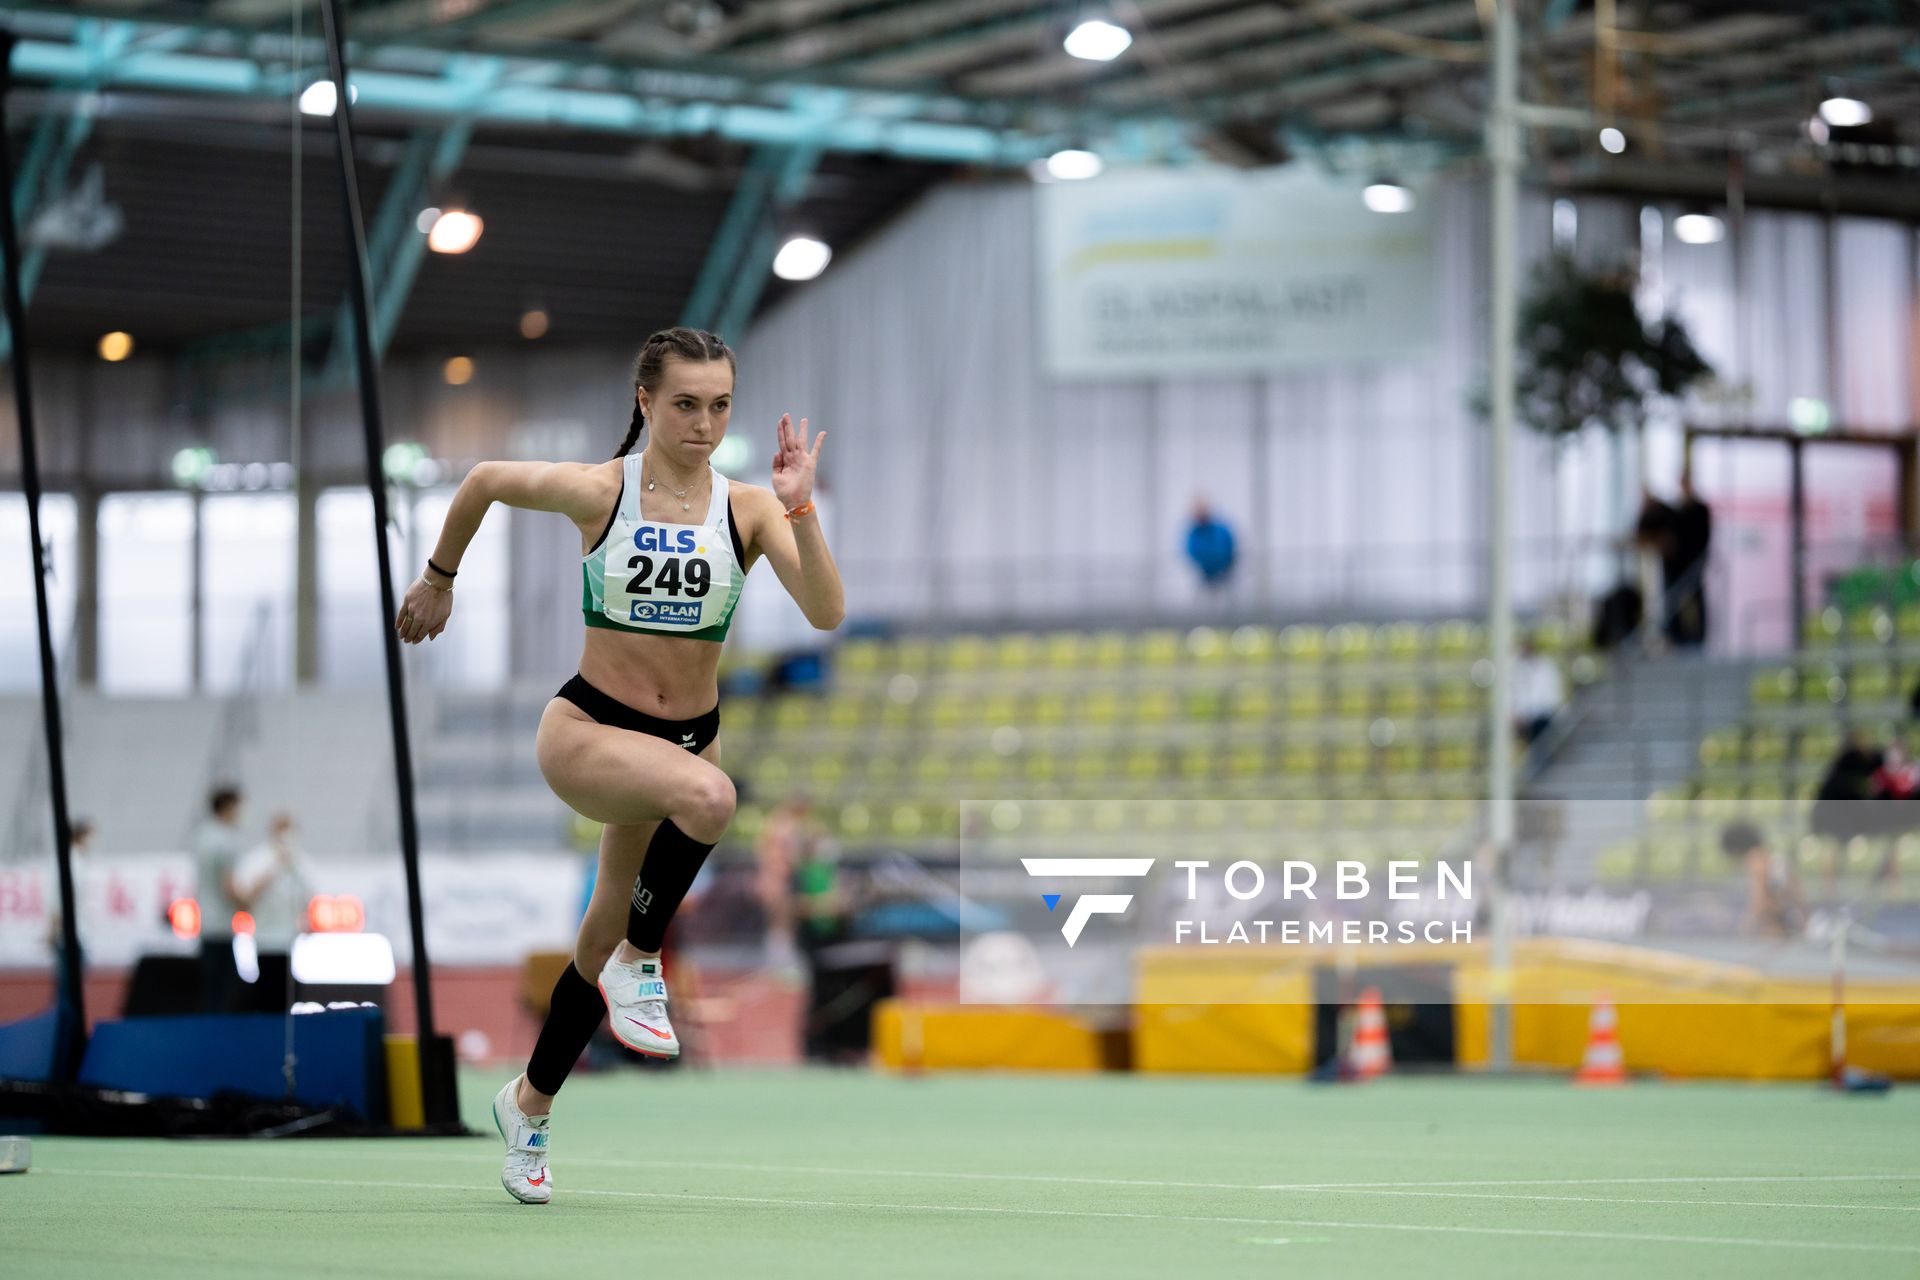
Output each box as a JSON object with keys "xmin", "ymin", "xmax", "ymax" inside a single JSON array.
[{"xmin": 79, "ymin": 1007, "xmax": 390, "ymax": 1123}]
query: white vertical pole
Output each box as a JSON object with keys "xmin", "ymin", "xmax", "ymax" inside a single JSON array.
[{"xmin": 1486, "ymin": 0, "xmax": 1521, "ymax": 1072}]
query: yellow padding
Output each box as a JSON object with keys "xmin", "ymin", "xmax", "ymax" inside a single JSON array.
[
  {"xmin": 384, "ymin": 1035, "xmax": 424, "ymax": 1130},
  {"xmin": 872, "ymin": 1002, "xmax": 1105, "ymax": 1073},
  {"xmin": 1135, "ymin": 1000, "xmax": 1313, "ymax": 1074}
]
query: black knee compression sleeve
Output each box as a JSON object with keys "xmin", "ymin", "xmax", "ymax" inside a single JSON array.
[
  {"xmin": 525, "ymin": 962, "xmax": 604, "ymax": 1096},
  {"xmin": 627, "ymin": 819, "xmax": 717, "ymax": 952}
]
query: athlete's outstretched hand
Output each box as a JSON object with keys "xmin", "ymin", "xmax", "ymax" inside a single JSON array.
[
  {"xmin": 395, "ymin": 575, "xmax": 454, "ymax": 645},
  {"xmin": 771, "ymin": 413, "xmax": 824, "ymax": 510}
]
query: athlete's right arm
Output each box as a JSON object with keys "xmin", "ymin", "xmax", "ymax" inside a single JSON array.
[{"xmin": 398, "ymin": 461, "xmax": 616, "ymax": 644}]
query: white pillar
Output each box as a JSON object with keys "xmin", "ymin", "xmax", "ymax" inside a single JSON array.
[{"xmin": 1486, "ymin": 0, "xmax": 1521, "ymax": 1072}]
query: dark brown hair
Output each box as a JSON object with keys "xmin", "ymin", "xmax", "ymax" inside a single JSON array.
[{"xmin": 616, "ymin": 327, "xmax": 736, "ymax": 458}]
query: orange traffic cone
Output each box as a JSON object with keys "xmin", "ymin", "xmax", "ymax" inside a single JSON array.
[
  {"xmin": 1347, "ymin": 986, "xmax": 1392, "ymax": 1081},
  {"xmin": 1575, "ymin": 996, "xmax": 1626, "ymax": 1086}
]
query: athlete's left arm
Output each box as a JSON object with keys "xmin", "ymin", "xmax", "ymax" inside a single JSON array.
[{"xmin": 748, "ymin": 414, "xmax": 845, "ymax": 631}]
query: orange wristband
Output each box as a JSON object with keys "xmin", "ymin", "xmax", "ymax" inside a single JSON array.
[{"xmin": 784, "ymin": 501, "xmax": 816, "ymax": 522}]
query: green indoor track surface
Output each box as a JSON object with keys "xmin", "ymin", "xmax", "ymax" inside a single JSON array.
[{"xmin": 8, "ymin": 1070, "xmax": 1918, "ymax": 1279}]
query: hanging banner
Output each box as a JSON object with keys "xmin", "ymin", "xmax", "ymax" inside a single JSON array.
[{"xmin": 1037, "ymin": 167, "xmax": 1439, "ymax": 378}]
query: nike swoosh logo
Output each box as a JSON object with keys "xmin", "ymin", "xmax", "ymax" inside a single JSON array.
[
  {"xmin": 624, "ymin": 1018, "xmax": 672, "ymax": 1040},
  {"xmin": 528, "ymin": 1173, "xmax": 547, "ymax": 1187}
]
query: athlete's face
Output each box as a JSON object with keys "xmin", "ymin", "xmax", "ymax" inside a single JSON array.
[{"xmin": 639, "ymin": 356, "xmax": 733, "ymax": 461}]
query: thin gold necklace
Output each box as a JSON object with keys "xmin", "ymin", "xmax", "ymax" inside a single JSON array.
[{"xmin": 643, "ymin": 453, "xmax": 704, "ymax": 513}]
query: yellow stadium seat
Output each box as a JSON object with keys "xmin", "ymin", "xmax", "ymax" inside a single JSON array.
[
  {"xmin": 981, "ymin": 691, "xmax": 1024, "ymax": 725},
  {"xmin": 839, "ymin": 639, "xmax": 884, "ymax": 674},
  {"xmin": 1431, "ymin": 680, "xmax": 1476, "ymax": 715},
  {"xmin": 1803, "ymin": 607, "xmax": 1843, "ymax": 648},
  {"xmin": 894, "ymin": 637, "xmax": 934, "ymax": 671},
  {"xmin": 912, "ymin": 754, "xmax": 954, "ymax": 786},
  {"xmin": 1748, "ymin": 727, "xmax": 1788, "ymax": 764},
  {"xmin": 1850, "ymin": 607, "xmax": 1893, "ymax": 645},
  {"xmin": 1325, "ymin": 623, "xmax": 1369, "ymax": 663},
  {"xmin": 807, "ymin": 754, "xmax": 848, "ymax": 788},
  {"xmin": 1432, "ymin": 619, "xmax": 1482, "ymax": 657},
  {"xmin": 1378, "ymin": 622, "xmax": 1423, "ymax": 663},
  {"xmin": 1333, "ymin": 680, "xmax": 1374, "ymax": 719},
  {"xmin": 1123, "ymin": 746, "xmax": 1164, "ymax": 779},
  {"xmin": 1228, "ymin": 683, "xmax": 1274, "ymax": 720},
  {"xmin": 772, "ymin": 697, "xmax": 811, "ymax": 731},
  {"xmin": 1043, "ymin": 631, "xmax": 1088, "ymax": 668},
  {"xmin": 863, "ymin": 753, "xmax": 901, "ymax": 786},
  {"xmin": 1230, "ymin": 625, "xmax": 1277, "ymax": 664},
  {"xmin": 1279, "ymin": 742, "xmax": 1321, "ymax": 776},
  {"xmin": 1226, "ymin": 742, "xmax": 1268, "ymax": 778},
  {"xmin": 1849, "ymin": 662, "xmax": 1895, "ymax": 704},
  {"xmin": 1179, "ymin": 744, "xmax": 1219, "ymax": 782},
  {"xmin": 1329, "ymin": 742, "xmax": 1370, "ymax": 776},
  {"xmin": 992, "ymin": 632, "xmax": 1039, "ymax": 670},
  {"xmin": 1184, "ymin": 686, "xmax": 1226, "ymax": 720},
  {"xmin": 943, "ymin": 634, "xmax": 989, "ymax": 672},
  {"xmin": 1900, "ymin": 604, "xmax": 1920, "ymax": 642},
  {"xmin": 1030, "ymin": 690, "xmax": 1072, "ymax": 726},
  {"xmin": 1138, "ymin": 629, "xmax": 1182, "ymax": 665},
  {"xmin": 1750, "ymin": 667, "xmax": 1797, "ymax": 706},
  {"xmin": 1080, "ymin": 688, "xmax": 1124, "ymax": 725},
  {"xmin": 1091, "ymin": 631, "xmax": 1131, "ymax": 667},
  {"xmin": 928, "ymin": 691, "xmax": 972, "ymax": 729},
  {"xmin": 1284, "ymin": 682, "xmax": 1329, "ymax": 719},
  {"xmin": 1382, "ymin": 681, "xmax": 1424, "ymax": 718},
  {"xmin": 1279, "ymin": 625, "xmax": 1326, "ymax": 665},
  {"xmin": 1136, "ymin": 687, "xmax": 1179, "ymax": 724},
  {"xmin": 1185, "ymin": 626, "xmax": 1229, "ymax": 663},
  {"xmin": 824, "ymin": 695, "xmax": 869, "ymax": 731}
]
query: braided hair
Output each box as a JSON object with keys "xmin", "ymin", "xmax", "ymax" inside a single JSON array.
[{"xmin": 616, "ymin": 326, "xmax": 737, "ymax": 458}]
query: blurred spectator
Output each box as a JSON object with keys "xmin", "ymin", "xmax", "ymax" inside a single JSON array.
[
  {"xmin": 1669, "ymin": 476, "xmax": 1711, "ymax": 647},
  {"xmin": 192, "ymin": 785, "xmax": 247, "ymax": 937},
  {"xmin": 1631, "ymin": 490, "xmax": 1676, "ymax": 650},
  {"xmin": 191, "ymin": 785, "xmax": 247, "ymax": 1012},
  {"xmin": 231, "ymin": 813, "xmax": 311, "ymax": 950},
  {"xmin": 1810, "ymin": 732, "xmax": 1884, "ymax": 891},
  {"xmin": 1720, "ymin": 821, "xmax": 1803, "ymax": 938},
  {"xmin": 1184, "ymin": 500, "xmax": 1237, "ymax": 591},
  {"xmin": 1512, "ymin": 637, "xmax": 1565, "ymax": 745},
  {"xmin": 756, "ymin": 794, "xmax": 815, "ymax": 974}
]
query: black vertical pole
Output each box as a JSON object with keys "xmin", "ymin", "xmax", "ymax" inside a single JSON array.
[
  {"xmin": 0, "ymin": 34, "xmax": 86, "ymax": 1080},
  {"xmin": 316, "ymin": 1, "xmax": 451, "ymax": 1126}
]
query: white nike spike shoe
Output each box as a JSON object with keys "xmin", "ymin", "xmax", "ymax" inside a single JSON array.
[
  {"xmin": 492, "ymin": 1075, "xmax": 553, "ymax": 1205},
  {"xmin": 598, "ymin": 952, "xmax": 681, "ymax": 1058}
]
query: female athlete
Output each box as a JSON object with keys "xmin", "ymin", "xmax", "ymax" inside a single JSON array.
[{"xmin": 395, "ymin": 326, "xmax": 843, "ymax": 1203}]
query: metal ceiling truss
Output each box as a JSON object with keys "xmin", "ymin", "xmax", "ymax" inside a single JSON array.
[{"xmin": 1, "ymin": 7, "xmax": 1200, "ymax": 169}]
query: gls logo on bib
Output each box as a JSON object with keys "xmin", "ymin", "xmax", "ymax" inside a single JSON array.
[{"xmin": 635, "ymin": 526, "xmax": 697, "ymax": 553}]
